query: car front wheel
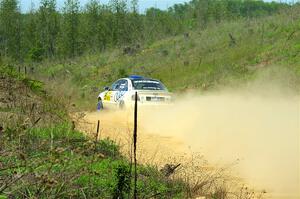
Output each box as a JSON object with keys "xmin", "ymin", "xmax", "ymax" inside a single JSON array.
[{"xmin": 97, "ymin": 98, "xmax": 103, "ymax": 111}]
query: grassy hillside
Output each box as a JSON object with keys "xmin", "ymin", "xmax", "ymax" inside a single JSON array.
[{"xmin": 29, "ymin": 5, "xmax": 300, "ymax": 108}]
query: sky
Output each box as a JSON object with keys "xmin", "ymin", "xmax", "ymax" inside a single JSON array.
[
  {"xmin": 20, "ymin": 0, "xmax": 190, "ymax": 13},
  {"xmin": 19, "ymin": 0, "xmax": 297, "ymax": 13}
]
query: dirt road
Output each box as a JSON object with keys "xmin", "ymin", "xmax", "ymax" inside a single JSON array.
[
  {"xmin": 75, "ymin": 110, "xmax": 190, "ymax": 165},
  {"xmin": 76, "ymin": 91, "xmax": 300, "ymax": 199}
]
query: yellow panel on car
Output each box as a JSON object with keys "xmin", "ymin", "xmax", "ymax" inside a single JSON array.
[{"xmin": 104, "ymin": 91, "xmax": 112, "ymax": 101}]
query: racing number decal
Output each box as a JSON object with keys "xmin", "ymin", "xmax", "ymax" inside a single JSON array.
[
  {"xmin": 114, "ymin": 91, "xmax": 126, "ymax": 102},
  {"xmin": 104, "ymin": 91, "xmax": 112, "ymax": 101}
]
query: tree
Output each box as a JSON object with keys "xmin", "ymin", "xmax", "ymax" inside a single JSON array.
[
  {"xmin": 131, "ymin": 0, "xmax": 138, "ymax": 13},
  {"xmin": 60, "ymin": 0, "xmax": 80, "ymax": 57},
  {"xmin": 83, "ymin": 0, "xmax": 106, "ymax": 52},
  {"xmin": 191, "ymin": 0, "xmax": 210, "ymax": 28},
  {"xmin": 37, "ymin": 0, "xmax": 59, "ymax": 58},
  {"xmin": 128, "ymin": 0, "xmax": 143, "ymax": 44},
  {"xmin": 109, "ymin": 0, "xmax": 129, "ymax": 45},
  {"xmin": 23, "ymin": 5, "xmax": 40, "ymax": 62},
  {"xmin": 0, "ymin": 0, "xmax": 21, "ymax": 59}
]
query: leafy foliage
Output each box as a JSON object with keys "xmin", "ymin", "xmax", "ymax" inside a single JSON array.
[{"xmin": 22, "ymin": 78, "xmax": 45, "ymax": 94}]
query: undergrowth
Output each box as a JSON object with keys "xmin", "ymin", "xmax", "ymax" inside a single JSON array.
[{"xmin": 0, "ymin": 123, "xmax": 185, "ymax": 198}]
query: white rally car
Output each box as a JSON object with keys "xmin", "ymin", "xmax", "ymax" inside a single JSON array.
[{"xmin": 97, "ymin": 76, "xmax": 172, "ymax": 110}]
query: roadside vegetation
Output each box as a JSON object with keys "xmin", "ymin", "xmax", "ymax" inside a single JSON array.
[
  {"xmin": 0, "ymin": 122, "xmax": 185, "ymax": 198},
  {"xmin": 0, "ymin": 67, "xmax": 186, "ymax": 198}
]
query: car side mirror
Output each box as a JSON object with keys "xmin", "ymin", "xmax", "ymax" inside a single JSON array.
[{"xmin": 104, "ymin": 86, "xmax": 110, "ymax": 91}]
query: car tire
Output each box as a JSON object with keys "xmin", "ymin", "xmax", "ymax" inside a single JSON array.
[{"xmin": 97, "ymin": 98, "xmax": 103, "ymax": 110}]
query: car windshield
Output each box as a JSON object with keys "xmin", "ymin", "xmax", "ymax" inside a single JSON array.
[{"xmin": 132, "ymin": 79, "xmax": 167, "ymax": 91}]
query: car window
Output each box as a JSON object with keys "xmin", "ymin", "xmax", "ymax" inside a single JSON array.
[
  {"xmin": 111, "ymin": 79, "xmax": 128, "ymax": 91},
  {"xmin": 111, "ymin": 80, "xmax": 121, "ymax": 91},
  {"xmin": 132, "ymin": 79, "xmax": 167, "ymax": 91},
  {"xmin": 119, "ymin": 80, "xmax": 128, "ymax": 91}
]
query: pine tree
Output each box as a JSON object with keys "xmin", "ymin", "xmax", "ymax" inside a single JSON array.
[
  {"xmin": 60, "ymin": 0, "xmax": 80, "ymax": 57},
  {"xmin": 191, "ymin": 0, "xmax": 209, "ymax": 29},
  {"xmin": 131, "ymin": 0, "xmax": 138, "ymax": 13},
  {"xmin": 128, "ymin": 0, "xmax": 143, "ymax": 43},
  {"xmin": 23, "ymin": 5, "xmax": 41, "ymax": 62},
  {"xmin": 84, "ymin": 0, "xmax": 102, "ymax": 52},
  {"xmin": 0, "ymin": 0, "xmax": 21, "ymax": 59},
  {"xmin": 37, "ymin": 0, "xmax": 59, "ymax": 58},
  {"xmin": 110, "ymin": 0, "xmax": 129, "ymax": 45}
]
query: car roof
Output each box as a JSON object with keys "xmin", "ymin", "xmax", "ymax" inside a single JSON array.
[
  {"xmin": 128, "ymin": 75, "xmax": 144, "ymax": 80},
  {"xmin": 127, "ymin": 75, "xmax": 159, "ymax": 82},
  {"xmin": 123, "ymin": 76, "xmax": 168, "ymax": 91}
]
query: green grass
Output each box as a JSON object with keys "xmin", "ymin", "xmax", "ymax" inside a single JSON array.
[{"xmin": 0, "ymin": 123, "xmax": 185, "ymax": 198}]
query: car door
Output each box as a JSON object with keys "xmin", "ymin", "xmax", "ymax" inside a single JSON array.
[
  {"xmin": 114, "ymin": 79, "xmax": 128, "ymax": 103},
  {"xmin": 103, "ymin": 80, "xmax": 122, "ymax": 107}
]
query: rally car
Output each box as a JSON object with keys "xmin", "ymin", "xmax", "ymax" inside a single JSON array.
[{"xmin": 97, "ymin": 75, "xmax": 172, "ymax": 110}]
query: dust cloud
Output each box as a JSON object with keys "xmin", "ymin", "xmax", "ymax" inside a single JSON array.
[
  {"xmin": 81, "ymin": 69, "xmax": 300, "ymax": 199},
  {"xmin": 138, "ymin": 83, "xmax": 300, "ymax": 198}
]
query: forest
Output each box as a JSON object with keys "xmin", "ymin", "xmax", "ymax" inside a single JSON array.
[{"xmin": 0, "ymin": 0, "xmax": 292, "ymax": 62}]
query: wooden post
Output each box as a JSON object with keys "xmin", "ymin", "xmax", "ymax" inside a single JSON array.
[
  {"xmin": 133, "ymin": 92, "xmax": 138, "ymax": 199},
  {"xmin": 94, "ymin": 120, "xmax": 100, "ymax": 153},
  {"xmin": 96, "ymin": 120, "xmax": 100, "ymax": 141}
]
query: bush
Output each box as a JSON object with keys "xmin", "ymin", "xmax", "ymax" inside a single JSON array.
[
  {"xmin": 22, "ymin": 78, "xmax": 45, "ymax": 94},
  {"xmin": 28, "ymin": 47, "xmax": 45, "ymax": 62},
  {"xmin": 95, "ymin": 138, "xmax": 120, "ymax": 157}
]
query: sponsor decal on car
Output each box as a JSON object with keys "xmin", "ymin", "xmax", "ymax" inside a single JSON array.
[
  {"xmin": 104, "ymin": 91, "xmax": 112, "ymax": 101},
  {"xmin": 114, "ymin": 90, "xmax": 126, "ymax": 102}
]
